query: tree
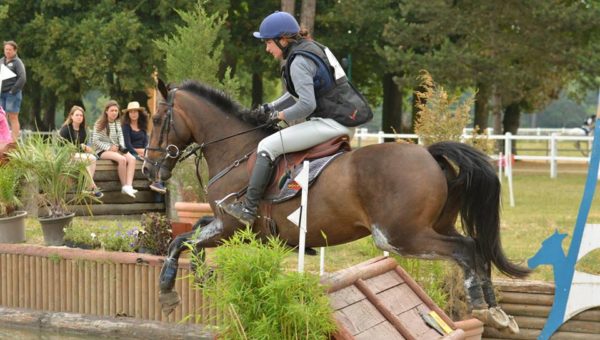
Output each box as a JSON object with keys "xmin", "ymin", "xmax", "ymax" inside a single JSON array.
[
  {"xmin": 382, "ymin": 0, "xmax": 600, "ymax": 135},
  {"xmin": 0, "ymin": 0, "xmax": 195, "ymax": 130},
  {"xmin": 318, "ymin": 0, "xmax": 400, "ymax": 134},
  {"xmin": 155, "ymin": 1, "xmax": 239, "ymax": 96}
]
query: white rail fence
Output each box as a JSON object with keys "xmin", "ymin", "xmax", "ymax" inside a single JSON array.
[{"xmin": 352, "ymin": 128, "xmax": 597, "ymax": 180}]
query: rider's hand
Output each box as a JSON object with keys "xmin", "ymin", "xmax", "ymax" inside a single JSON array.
[
  {"xmin": 249, "ymin": 103, "xmax": 274, "ymax": 123},
  {"xmin": 268, "ymin": 110, "xmax": 281, "ymax": 124}
]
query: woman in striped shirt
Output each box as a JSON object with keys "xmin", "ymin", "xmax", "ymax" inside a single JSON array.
[{"xmin": 92, "ymin": 100, "xmax": 138, "ymax": 198}]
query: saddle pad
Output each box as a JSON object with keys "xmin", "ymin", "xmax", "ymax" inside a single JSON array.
[{"xmin": 266, "ymin": 152, "xmax": 345, "ymax": 203}]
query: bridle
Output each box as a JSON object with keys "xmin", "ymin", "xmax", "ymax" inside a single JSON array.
[
  {"xmin": 144, "ymin": 87, "xmax": 272, "ymax": 192},
  {"xmin": 144, "ymin": 88, "xmax": 181, "ymax": 182}
]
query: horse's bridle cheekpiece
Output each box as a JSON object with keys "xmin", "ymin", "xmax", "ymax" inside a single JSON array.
[{"xmin": 144, "ymin": 87, "xmax": 181, "ymax": 182}]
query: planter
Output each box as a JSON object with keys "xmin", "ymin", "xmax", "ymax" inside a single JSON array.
[
  {"xmin": 0, "ymin": 210, "xmax": 27, "ymax": 243},
  {"xmin": 171, "ymin": 221, "xmax": 193, "ymax": 238},
  {"xmin": 39, "ymin": 212, "xmax": 75, "ymax": 246},
  {"xmin": 174, "ymin": 202, "xmax": 212, "ymax": 225}
]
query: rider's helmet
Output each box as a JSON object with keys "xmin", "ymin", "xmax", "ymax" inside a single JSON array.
[{"xmin": 253, "ymin": 11, "xmax": 300, "ymax": 39}]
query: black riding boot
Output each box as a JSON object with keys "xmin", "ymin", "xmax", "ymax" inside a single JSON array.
[{"xmin": 222, "ymin": 152, "xmax": 274, "ymax": 226}]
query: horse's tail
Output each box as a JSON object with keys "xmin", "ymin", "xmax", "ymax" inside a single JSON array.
[{"xmin": 428, "ymin": 141, "xmax": 531, "ymax": 278}]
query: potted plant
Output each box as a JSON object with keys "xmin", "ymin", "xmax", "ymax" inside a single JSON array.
[
  {"xmin": 0, "ymin": 163, "xmax": 27, "ymax": 243},
  {"xmin": 8, "ymin": 134, "xmax": 94, "ymax": 246},
  {"xmin": 171, "ymin": 154, "xmax": 213, "ymax": 224}
]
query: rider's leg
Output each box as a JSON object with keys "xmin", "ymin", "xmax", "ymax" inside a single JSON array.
[
  {"xmin": 221, "ymin": 118, "xmax": 353, "ymax": 226},
  {"xmin": 222, "ymin": 151, "xmax": 274, "ymax": 226}
]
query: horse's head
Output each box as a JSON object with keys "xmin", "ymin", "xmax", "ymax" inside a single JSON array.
[
  {"xmin": 143, "ymin": 79, "xmax": 192, "ymax": 182},
  {"xmin": 528, "ymin": 230, "xmax": 568, "ymax": 269}
]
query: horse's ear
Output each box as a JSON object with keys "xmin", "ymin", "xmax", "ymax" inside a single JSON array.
[{"xmin": 157, "ymin": 78, "xmax": 169, "ymax": 100}]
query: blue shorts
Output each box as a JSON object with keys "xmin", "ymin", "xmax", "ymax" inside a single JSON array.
[{"xmin": 0, "ymin": 91, "xmax": 22, "ymax": 113}]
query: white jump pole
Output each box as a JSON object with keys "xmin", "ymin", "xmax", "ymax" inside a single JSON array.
[
  {"xmin": 504, "ymin": 133, "xmax": 515, "ymax": 207},
  {"xmin": 287, "ymin": 161, "xmax": 310, "ymax": 273},
  {"xmin": 319, "ymin": 247, "xmax": 325, "ymax": 276}
]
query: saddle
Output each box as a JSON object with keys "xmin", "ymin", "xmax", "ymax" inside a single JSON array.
[{"xmin": 247, "ymin": 135, "xmax": 351, "ymax": 202}]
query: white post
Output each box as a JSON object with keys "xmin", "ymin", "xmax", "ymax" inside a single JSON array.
[
  {"xmin": 378, "ymin": 131, "xmax": 384, "ymax": 144},
  {"xmin": 319, "ymin": 247, "xmax": 325, "ymax": 276},
  {"xmin": 550, "ymin": 133, "xmax": 558, "ymax": 179},
  {"xmin": 287, "ymin": 161, "xmax": 310, "ymax": 273},
  {"xmin": 498, "ymin": 152, "xmax": 504, "ymax": 179},
  {"xmin": 504, "ymin": 133, "xmax": 515, "ymax": 207}
]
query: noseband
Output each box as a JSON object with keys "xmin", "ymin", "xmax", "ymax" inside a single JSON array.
[{"xmin": 144, "ymin": 88, "xmax": 181, "ymax": 181}]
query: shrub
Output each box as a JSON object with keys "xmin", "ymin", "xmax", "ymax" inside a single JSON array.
[
  {"xmin": 191, "ymin": 228, "xmax": 336, "ymax": 339},
  {"xmin": 414, "ymin": 70, "xmax": 473, "ymax": 146},
  {"xmin": 134, "ymin": 213, "xmax": 171, "ymax": 255}
]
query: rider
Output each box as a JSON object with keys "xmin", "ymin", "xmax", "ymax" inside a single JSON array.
[{"xmin": 221, "ymin": 11, "xmax": 372, "ymax": 226}]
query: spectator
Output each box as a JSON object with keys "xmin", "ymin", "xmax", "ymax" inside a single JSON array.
[
  {"xmin": 122, "ymin": 101, "xmax": 166, "ymax": 194},
  {"xmin": 92, "ymin": 100, "xmax": 137, "ymax": 198},
  {"xmin": 0, "ymin": 41, "xmax": 26, "ymax": 141},
  {"xmin": 0, "ymin": 105, "xmax": 13, "ymax": 161},
  {"xmin": 59, "ymin": 105, "xmax": 103, "ymax": 198}
]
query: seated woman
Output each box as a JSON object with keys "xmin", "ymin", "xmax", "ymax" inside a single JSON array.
[
  {"xmin": 92, "ymin": 100, "xmax": 138, "ymax": 198},
  {"xmin": 122, "ymin": 101, "xmax": 166, "ymax": 194},
  {"xmin": 58, "ymin": 105, "xmax": 103, "ymax": 198}
]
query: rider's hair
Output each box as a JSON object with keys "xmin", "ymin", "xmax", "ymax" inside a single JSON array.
[{"xmin": 283, "ymin": 26, "xmax": 311, "ymax": 41}]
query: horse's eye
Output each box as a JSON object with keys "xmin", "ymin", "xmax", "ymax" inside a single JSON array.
[{"xmin": 153, "ymin": 117, "xmax": 161, "ymax": 125}]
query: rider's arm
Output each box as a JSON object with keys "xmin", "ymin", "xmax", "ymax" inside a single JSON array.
[
  {"xmin": 278, "ymin": 55, "xmax": 318, "ymax": 121},
  {"xmin": 270, "ymin": 92, "xmax": 297, "ymax": 112}
]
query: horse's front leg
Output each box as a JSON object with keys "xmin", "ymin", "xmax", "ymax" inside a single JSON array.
[{"xmin": 159, "ymin": 218, "xmax": 226, "ymax": 315}]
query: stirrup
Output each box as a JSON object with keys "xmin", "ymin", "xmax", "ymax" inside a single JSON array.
[{"xmin": 222, "ymin": 201, "xmax": 256, "ymax": 226}]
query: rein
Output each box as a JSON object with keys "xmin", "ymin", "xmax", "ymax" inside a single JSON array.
[{"xmin": 145, "ymin": 87, "xmax": 271, "ymax": 196}]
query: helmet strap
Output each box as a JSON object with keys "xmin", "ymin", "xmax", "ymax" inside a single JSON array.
[{"xmin": 274, "ymin": 38, "xmax": 287, "ymax": 55}]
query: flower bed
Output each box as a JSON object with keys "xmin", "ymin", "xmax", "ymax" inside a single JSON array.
[{"xmin": 23, "ymin": 213, "xmax": 174, "ymax": 256}]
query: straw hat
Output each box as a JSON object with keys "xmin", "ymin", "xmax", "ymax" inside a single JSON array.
[{"xmin": 122, "ymin": 101, "xmax": 147, "ymax": 114}]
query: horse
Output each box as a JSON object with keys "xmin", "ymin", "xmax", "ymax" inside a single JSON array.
[
  {"xmin": 142, "ymin": 79, "xmax": 530, "ymax": 332},
  {"xmin": 563, "ymin": 115, "xmax": 596, "ymax": 156}
]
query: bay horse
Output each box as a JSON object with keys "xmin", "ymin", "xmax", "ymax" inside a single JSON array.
[{"xmin": 143, "ymin": 79, "xmax": 530, "ymax": 331}]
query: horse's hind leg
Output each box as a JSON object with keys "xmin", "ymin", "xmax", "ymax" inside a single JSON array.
[
  {"xmin": 373, "ymin": 228, "xmax": 488, "ymax": 310},
  {"xmin": 478, "ymin": 265, "xmax": 519, "ymax": 333}
]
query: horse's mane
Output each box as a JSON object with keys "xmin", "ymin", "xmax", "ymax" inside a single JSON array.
[{"xmin": 178, "ymin": 80, "xmax": 269, "ymax": 128}]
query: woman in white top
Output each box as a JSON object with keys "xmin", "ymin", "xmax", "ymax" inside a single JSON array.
[{"xmin": 91, "ymin": 100, "xmax": 137, "ymax": 198}]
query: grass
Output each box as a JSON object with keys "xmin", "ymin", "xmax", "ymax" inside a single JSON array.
[{"xmin": 498, "ymin": 168, "xmax": 600, "ymax": 280}]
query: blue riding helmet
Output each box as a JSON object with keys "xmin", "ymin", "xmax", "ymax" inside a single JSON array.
[{"xmin": 253, "ymin": 11, "xmax": 300, "ymax": 39}]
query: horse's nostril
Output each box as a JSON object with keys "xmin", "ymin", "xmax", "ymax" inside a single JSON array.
[{"xmin": 142, "ymin": 166, "xmax": 148, "ymax": 176}]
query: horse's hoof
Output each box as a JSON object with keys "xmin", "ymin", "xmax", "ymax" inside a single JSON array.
[
  {"xmin": 471, "ymin": 308, "xmax": 488, "ymax": 324},
  {"xmin": 506, "ymin": 315, "xmax": 519, "ymax": 334},
  {"xmin": 487, "ymin": 306, "xmax": 510, "ymax": 328},
  {"xmin": 159, "ymin": 291, "xmax": 180, "ymax": 315}
]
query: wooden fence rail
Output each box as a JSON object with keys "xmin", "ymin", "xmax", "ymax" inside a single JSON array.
[
  {"xmin": 0, "ymin": 244, "xmax": 216, "ymax": 325},
  {"xmin": 483, "ymin": 279, "xmax": 600, "ymax": 340}
]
